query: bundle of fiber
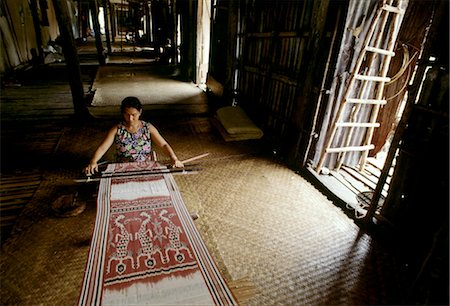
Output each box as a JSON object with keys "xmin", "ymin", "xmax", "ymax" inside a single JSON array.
[
  {"xmin": 78, "ymin": 161, "xmax": 236, "ymax": 305},
  {"xmin": 214, "ymin": 106, "xmax": 263, "ymax": 141}
]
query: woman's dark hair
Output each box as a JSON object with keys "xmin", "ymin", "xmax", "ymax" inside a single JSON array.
[{"xmin": 120, "ymin": 96, "xmax": 142, "ymax": 113}]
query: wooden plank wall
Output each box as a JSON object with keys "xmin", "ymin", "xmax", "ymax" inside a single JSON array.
[{"xmin": 209, "ymin": 0, "xmax": 345, "ymax": 167}]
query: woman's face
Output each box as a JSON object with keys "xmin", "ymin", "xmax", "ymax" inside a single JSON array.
[{"xmin": 122, "ymin": 107, "xmax": 142, "ymax": 125}]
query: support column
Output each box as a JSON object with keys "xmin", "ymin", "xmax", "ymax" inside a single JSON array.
[{"xmin": 51, "ymin": 0, "xmax": 90, "ymax": 119}]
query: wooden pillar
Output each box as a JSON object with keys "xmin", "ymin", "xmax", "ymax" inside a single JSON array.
[
  {"xmin": 103, "ymin": 0, "xmax": 112, "ymax": 54},
  {"xmin": 144, "ymin": 1, "xmax": 151, "ymax": 44},
  {"xmin": 224, "ymin": 0, "xmax": 238, "ymax": 102},
  {"xmin": 51, "ymin": 0, "xmax": 90, "ymax": 119},
  {"xmin": 151, "ymin": 1, "xmax": 161, "ymax": 57},
  {"xmin": 109, "ymin": 2, "xmax": 116, "ymax": 42},
  {"xmin": 80, "ymin": 2, "xmax": 89, "ymax": 39},
  {"xmin": 172, "ymin": 0, "xmax": 177, "ymax": 64},
  {"xmin": 29, "ymin": 0, "xmax": 45, "ymax": 64},
  {"xmin": 91, "ymin": 0, "xmax": 106, "ymax": 65},
  {"xmin": 132, "ymin": 3, "xmax": 140, "ymax": 44},
  {"xmin": 77, "ymin": 0, "xmax": 82, "ymax": 39},
  {"xmin": 196, "ymin": 0, "xmax": 211, "ymax": 85},
  {"xmin": 178, "ymin": 0, "xmax": 196, "ymax": 80}
]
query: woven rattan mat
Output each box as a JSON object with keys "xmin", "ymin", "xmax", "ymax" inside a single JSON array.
[{"xmin": 0, "ymin": 117, "xmax": 404, "ymax": 305}]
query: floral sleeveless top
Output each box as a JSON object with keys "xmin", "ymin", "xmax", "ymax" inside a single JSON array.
[{"xmin": 115, "ymin": 121, "xmax": 152, "ymax": 162}]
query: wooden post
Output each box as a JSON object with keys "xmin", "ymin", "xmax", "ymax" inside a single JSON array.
[
  {"xmin": 178, "ymin": 0, "xmax": 196, "ymax": 80},
  {"xmin": 110, "ymin": 2, "xmax": 116, "ymax": 43},
  {"xmin": 29, "ymin": 0, "xmax": 45, "ymax": 64},
  {"xmin": 225, "ymin": 0, "xmax": 238, "ymax": 103},
  {"xmin": 152, "ymin": 1, "xmax": 161, "ymax": 57},
  {"xmin": 51, "ymin": 0, "xmax": 90, "ymax": 119},
  {"xmin": 103, "ymin": 0, "xmax": 112, "ymax": 54},
  {"xmin": 144, "ymin": 1, "xmax": 151, "ymax": 44},
  {"xmin": 91, "ymin": 0, "xmax": 106, "ymax": 65},
  {"xmin": 172, "ymin": 0, "xmax": 178, "ymax": 64}
]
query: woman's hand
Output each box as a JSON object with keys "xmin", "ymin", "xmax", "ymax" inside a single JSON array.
[
  {"xmin": 172, "ymin": 159, "xmax": 184, "ymax": 168},
  {"xmin": 84, "ymin": 162, "xmax": 99, "ymax": 176}
]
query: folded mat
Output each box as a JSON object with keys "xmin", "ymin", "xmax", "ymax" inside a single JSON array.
[
  {"xmin": 216, "ymin": 106, "xmax": 263, "ymax": 138},
  {"xmin": 212, "ymin": 117, "xmax": 262, "ymax": 142}
]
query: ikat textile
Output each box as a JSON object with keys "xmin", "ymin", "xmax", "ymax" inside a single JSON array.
[{"xmin": 78, "ymin": 161, "xmax": 236, "ymax": 305}]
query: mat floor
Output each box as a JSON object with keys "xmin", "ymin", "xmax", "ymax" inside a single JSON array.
[{"xmin": 0, "ymin": 60, "xmax": 437, "ymax": 305}]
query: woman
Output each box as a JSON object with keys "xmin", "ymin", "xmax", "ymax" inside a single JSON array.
[{"xmin": 84, "ymin": 96, "xmax": 184, "ymax": 176}]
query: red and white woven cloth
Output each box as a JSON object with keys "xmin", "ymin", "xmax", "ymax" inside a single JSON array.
[{"xmin": 78, "ymin": 161, "xmax": 236, "ymax": 305}]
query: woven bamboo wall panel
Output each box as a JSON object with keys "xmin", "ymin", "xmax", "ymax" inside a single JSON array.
[
  {"xmin": 243, "ymin": 37, "xmax": 273, "ymax": 69},
  {"xmin": 239, "ymin": 69, "xmax": 297, "ymax": 140},
  {"xmin": 275, "ymin": 36, "xmax": 307, "ymax": 75},
  {"xmin": 235, "ymin": 0, "xmax": 334, "ymax": 149},
  {"xmin": 244, "ymin": 0, "xmax": 312, "ymax": 32}
]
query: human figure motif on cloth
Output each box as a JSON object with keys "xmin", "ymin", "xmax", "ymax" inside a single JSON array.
[
  {"xmin": 135, "ymin": 212, "xmax": 164, "ymax": 269},
  {"xmin": 106, "ymin": 208, "xmax": 194, "ymax": 276},
  {"xmin": 159, "ymin": 209, "xmax": 193, "ymax": 263},
  {"xmin": 107, "ymin": 215, "xmax": 134, "ymax": 274}
]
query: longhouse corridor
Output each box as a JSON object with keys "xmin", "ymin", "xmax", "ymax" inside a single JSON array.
[{"xmin": 0, "ymin": 53, "xmax": 431, "ymax": 305}]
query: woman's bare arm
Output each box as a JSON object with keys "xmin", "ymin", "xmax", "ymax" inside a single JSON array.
[
  {"xmin": 149, "ymin": 124, "xmax": 184, "ymax": 168},
  {"xmin": 85, "ymin": 125, "xmax": 118, "ymax": 175}
]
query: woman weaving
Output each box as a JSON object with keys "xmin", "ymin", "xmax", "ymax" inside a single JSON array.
[{"xmin": 84, "ymin": 96, "xmax": 184, "ymax": 176}]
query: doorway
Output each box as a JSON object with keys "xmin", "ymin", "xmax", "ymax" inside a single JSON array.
[{"xmin": 305, "ymin": 0, "xmax": 433, "ymax": 222}]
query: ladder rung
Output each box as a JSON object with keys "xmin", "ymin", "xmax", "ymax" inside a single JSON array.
[
  {"xmin": 382, "ymin": 4, "xmax": 402, "ymax": 14},
  {"xmin": 365, "ymin": 46, "xmax": 395, "ymax": 56},
  {"xmin": 336, "ymin": 122, "xmax": 380, "ymax": 128},
  {"xmin": 355, "ymin": 74, "xmax": 391, "ymax": 82},
  {"xmin": 346, "ymin": 98, "xmax": 387, "ymax": 105},
  {"xmin": 326, "ymin": 144, "xmax": 375, "ymax": 153}
]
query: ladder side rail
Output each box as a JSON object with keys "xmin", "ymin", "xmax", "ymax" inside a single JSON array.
[
  {"xmin": 315, "ymin": 95, "xmax": 352, "ymax": 172},
  {"xmin": 372, "ymin": 5, "xmax": 392, "ymax": 52}
]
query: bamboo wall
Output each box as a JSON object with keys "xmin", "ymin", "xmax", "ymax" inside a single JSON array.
[
  {"xmin": 209, "ymin": 0, "xmax": 344, "ymax": 165},
  {"xmin": 238, "ymin": 0, "xmax": 316, "ymax": 146}
]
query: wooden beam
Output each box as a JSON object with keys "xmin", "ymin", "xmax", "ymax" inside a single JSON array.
[
  {"xmin": 29, "ymin": 0, "xmax": 45, "ymax": 64},
  {"xmin": 91, "ymin": 0, "xmax": 106, "ymax": 65},
  {"xmin": 51, "ymin": 0, "xmax": 90, "ymax": 119}
]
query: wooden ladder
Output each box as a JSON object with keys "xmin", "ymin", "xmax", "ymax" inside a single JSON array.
[{"xmin": 315, "ymin": 0, "xmax": 407, "ymax": 173}]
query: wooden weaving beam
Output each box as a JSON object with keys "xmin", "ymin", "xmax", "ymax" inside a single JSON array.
[
  {"xmin": 74, "ymin": 167, "xmax": 200, "ymax": 183},
  {"xmin": 76, "ymin": 153, "xmax": 209, "ymax": 183}
]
